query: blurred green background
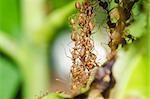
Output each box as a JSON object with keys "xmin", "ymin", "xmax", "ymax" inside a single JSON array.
[{"xmin": 0, "ymin": 0, "xmax": 149, "ymax": 99}]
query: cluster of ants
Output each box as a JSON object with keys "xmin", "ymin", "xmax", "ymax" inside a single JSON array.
[
  {"xmin": 68, "ymin": 0, "xmax": 138, "ymax": 98},
  {"xmin": 69, "ymin": 0, "xmax": 137, "ymax": 92},
  {"xmin": 70, "ymin": 0, "xmax": 99, "ymax": 93},
  {"xmin": 34, "ymin": 0, "xmax": 139, "ymax": 99}
]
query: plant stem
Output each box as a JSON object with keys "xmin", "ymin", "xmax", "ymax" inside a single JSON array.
[
  {"xmin": 33, "ymin": 1, "xmax": 76, "ymax": 46},
  {"xmin": 0, "ymin": 1, "xmax": 83, "ymax": 99},
  {"xmin": 0, "ymin": 32, "xmax": 19, "ymax": 61},
  {"xmin": 21, "ymin": 0, "xmax": 45, "ymax": 39},
  {"xmin": 17, "ymin": 46, "xmax": 49, "ymax": 99}
]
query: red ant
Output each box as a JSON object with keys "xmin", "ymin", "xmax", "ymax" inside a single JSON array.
[{"xmin": 35, "ymin": 90, "xmax": 48, "ymax": 99}]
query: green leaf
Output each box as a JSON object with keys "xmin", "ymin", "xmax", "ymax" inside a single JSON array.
[
  {"xmin": 124, "ymin": 55, "xmax": 149, "ymax": 99},
  {"xmin": 0, "ymin": 0, "xmax": 21, "ymax": 38},
  {"xmin": 49, "ymin": 0, "xmax": 72, "ymax": 10},
  {"xmin": 0, "ymin": 56, "xmax": 20, "ymax": 99},
  {"xmin": 127, "ymin": 0, "xmax": 147, "ymax": 37}
]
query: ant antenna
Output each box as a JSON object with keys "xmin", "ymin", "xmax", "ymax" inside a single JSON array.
[
  {"xmin": 55, "ymin": 78, "xmax": 66, "ymax": 84},
  {"xmin": 62, "ymin": 43, "xmax": 72, "ymax": 59}
]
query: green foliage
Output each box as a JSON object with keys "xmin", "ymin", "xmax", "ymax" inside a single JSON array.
[
  {"xmin": 0, "ymin": 0, "xmax": 21, "ymax": 38},
  {"xmin": 0, "ymin": 56, "xmax": 20, "ymax": 99},
  {"xmin": 50, "ymin": 0, "xmax": 72, "ymax": 10},
  {"xmin": 127, "ymin": 0, "xmax": 147, "ymax": 37},
  {"xmin": 125, "ymin": 55, "xmax": 149, "ymax": 99},
  {"xmin": 0, "ymin": 0, "xmax": 21, "ymax": 98},
  {"xmin": 0, "ymin": 0, "xmax": 76, "ymax": 99},
  {"xmin": 0, "ymin": 0, "xmax": 149, "ymax": 99},
  {"xmin": 114, "ymin": 44, "xmax": 149, "ymax": 99}
]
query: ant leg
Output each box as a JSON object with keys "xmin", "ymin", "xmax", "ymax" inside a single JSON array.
[
  {"xmin": 103, "ymin": 25, "xmax": 110, "ymax": 31},
  {"xmin": 62, "ymin": 43, "xmax": 72, "ymax": 59},
  {"xmin": 55, "ymin": 78, "xmax": 66, "ymax": 84},
  {"xmin": 101, "ymin": 42, "xmax": 109, "ymax": 46},
  {"xmin": 96, "ymin": 58, "xmax": 102, "ymax": 65},
  {"xmin": 90, "ymin": 36, "xmax": 96, "ymax": 52},
  {"xmin": 66, "ymin": 41, "xmax": 72, "ymax": 48},
  {"xmin": 100, "ymin": 42, "xmax": 109, "ymax": 50},
  {"xmin": 100, "ymin": 42, "xmax": 111, "ymax": 55},
  {"xmin": 65, "ymin": 49, "xmax": 72, "ymax": 59},
  {"xmin": 91, "ymin": 31, "xmax": 96, "ymax": 34}
]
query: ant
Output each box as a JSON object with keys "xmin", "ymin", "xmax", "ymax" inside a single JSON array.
[
  {"xmin": 71, "ymin": 31, "xmax": 78, "ymax": 42},
  {"xmin": 98, "ymin": 0, "xmax": 108, "ymax": 10},
  {"xmin": 121, "ymin": 38, "xmax": 127, "ymax": 47},
  {"xmin": 122, "ymin": 0, "xmax": 139, "ymax": 21},
  {"xmin": 123, "ymin": 8, "xmax": 131, "ymax": 21},
  {"xmin": 114, "ymin": 0, "xmax": 119, "ymax": 4},
  {"xmin": 35, "ymin": 90, "xmax": 49, "ymax": 99},
  {"xmin": 97, "ymin": 0, "xmax": 116, "ymax": 29},
  {"xmin": 75, "ymin": 2, "xmax": 81, "ymax": 10},
  {"xmin": 107, "ymin": 16, "xmax": 116, "ymax": 28},
  {"xmin": 126, "ymin": 34, "xmax": 135, "ymax": 42}
]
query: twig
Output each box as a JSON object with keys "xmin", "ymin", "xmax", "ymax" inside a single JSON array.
[
  {"xmin": 0, "ymin": 32, "xmax": 20, "ymax": 61},
  {"xmin": 33, "ymin": 1, "xmax": 78, "ymax": 46},
  {"xmin": 21, "ymin": 0, "xmax": 45, "ymax": 39}
]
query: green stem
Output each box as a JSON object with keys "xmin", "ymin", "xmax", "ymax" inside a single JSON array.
[
  {"xmin": 0, "ymin": 32, "xmax": 50, "ymax": 99},
  {"xmin": 33, "ymin": 1, "xmax": 76, "ymax": 46},
  {"xmin": 0, "ymin": 32, "xmax": 19, "ymax": 61},
  {"xmin": 0, "ymin": 1, "xmax": 82, "ymax": 99},
  {"xmin": 21, "ymin": 0, "xmax": 45, "ymax": 39},
  {"xmin": 18, "ymin": 47, "xmax": 49, "ymax": 99}
]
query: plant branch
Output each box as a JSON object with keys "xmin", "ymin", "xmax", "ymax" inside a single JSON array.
[
  {"xmin": 21, "ymin": 0, "xmax": 45, "ymax": 39},
  {"xmin": 0, "ymin": 32, "xmax": 19, "ymax": 61},
  {"xmin": 33, "ymin": 1, "xmax": 77, "ymax": 46}
]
